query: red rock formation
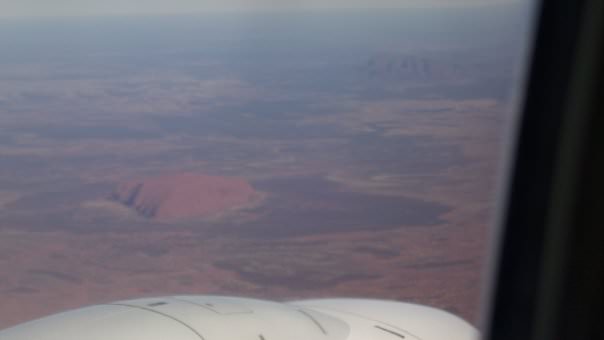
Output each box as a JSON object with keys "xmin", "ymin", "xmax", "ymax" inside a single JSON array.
[{"xmin": 111, "ymin": 173, "xmax": 256, "ymax": 220}]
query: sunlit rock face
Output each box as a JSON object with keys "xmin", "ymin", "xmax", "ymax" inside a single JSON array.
[{"xmin": 111, "ymin": 173, "xmax": 256, "ymax": 220}]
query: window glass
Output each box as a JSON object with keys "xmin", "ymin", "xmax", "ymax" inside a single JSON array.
[{"xmin": 0, "ymin": 0, "xmax": 534, "ymax": 331}]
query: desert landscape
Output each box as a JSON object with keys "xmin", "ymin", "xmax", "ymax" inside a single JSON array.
[{"xmin": 0, "ymin": 7, "xmax": 527, "ymax": 329}]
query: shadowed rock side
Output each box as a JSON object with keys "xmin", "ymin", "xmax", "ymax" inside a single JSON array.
[{"xmin": 111, "ymin": 173, "xmax": 256, "ymax": 220}]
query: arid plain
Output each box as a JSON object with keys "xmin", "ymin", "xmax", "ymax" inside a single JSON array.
[{"xmin": 0, "ymin": 11, "xmax": 524, "ymax": 329}]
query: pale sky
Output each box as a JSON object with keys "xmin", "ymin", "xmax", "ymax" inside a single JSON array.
[{"xmin": 1, "ymin": 0, "xmax": 522, "ymax": 17}]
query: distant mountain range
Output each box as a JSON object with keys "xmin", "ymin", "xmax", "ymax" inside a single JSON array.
[
  {"xmin": 363, "ymin": 51, "xmax": 516, "ymax": 81},
  {"xmin": 358, "ymin": 52, "xmax": 517, "ymax": 100},
  {"xmin": 364, "ymin": 54, "xmax": 465, "ymax": 82}
]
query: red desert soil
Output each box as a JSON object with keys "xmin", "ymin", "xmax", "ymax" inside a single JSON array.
[{"xmin": 111, "ymin": 173, "xmax": 257, "ymax": 220}]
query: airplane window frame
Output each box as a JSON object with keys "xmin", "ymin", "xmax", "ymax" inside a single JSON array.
[{"xmin": 485, "ymin": 0, "xmax": 603, "ymax": 339}]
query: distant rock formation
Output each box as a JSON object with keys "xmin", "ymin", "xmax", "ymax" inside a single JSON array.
[
  {"xmin": 111, "ymin": 173, "xmax": 256, "ymax": 220},
  {"xmin": 364, "ymin": 53, "xmax": 463, "ymax": 82}
]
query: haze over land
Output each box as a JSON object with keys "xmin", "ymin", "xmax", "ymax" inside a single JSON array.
[{"xmin": 0, "ymin": 5, "xmax": 530, "ymax": 329}]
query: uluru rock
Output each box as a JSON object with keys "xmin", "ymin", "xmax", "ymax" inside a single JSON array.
[{"xmin": 111, "ymin": 173, "xmax": 257, "ymax": 220}]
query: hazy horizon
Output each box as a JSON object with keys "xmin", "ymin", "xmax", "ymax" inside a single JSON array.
[{"xmin": 1, "ymin": 0, "xmax": 526, "ymax": 18}]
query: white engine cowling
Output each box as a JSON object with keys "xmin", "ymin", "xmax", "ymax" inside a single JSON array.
[{"xmin": 0, "ymin": 296, "xmax": 478, "ymax": 340}]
